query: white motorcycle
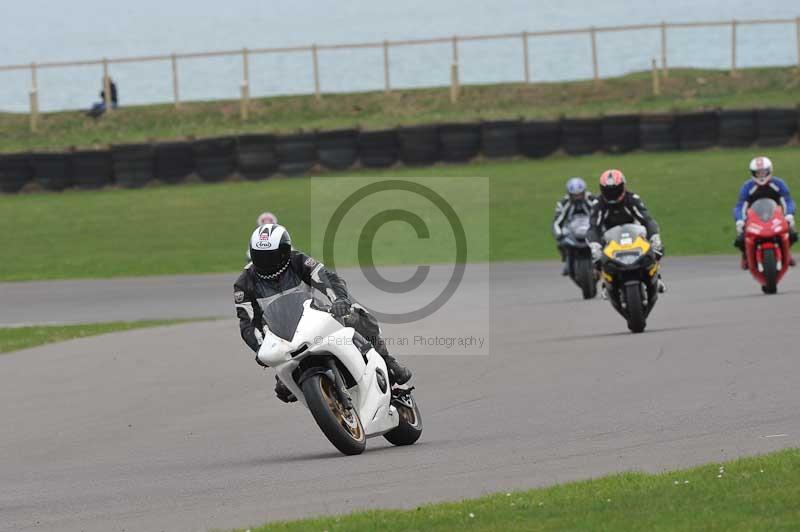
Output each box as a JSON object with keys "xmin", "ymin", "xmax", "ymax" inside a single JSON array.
[{"xmin": 256, "ymin": 291, "xmax": 422, "ymax": 455}]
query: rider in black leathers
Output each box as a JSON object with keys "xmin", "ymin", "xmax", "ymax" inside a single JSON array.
[
  {"xmin": 234, "ymin": 224, "xmax": 412, "ymax": 402},
  {"xmin": 587, "ymin": 169, "xmax": 665, "ymax": 293},
  {"xmin": 553, "ymin": 177, "xmax": 596, "ymax": 275}
]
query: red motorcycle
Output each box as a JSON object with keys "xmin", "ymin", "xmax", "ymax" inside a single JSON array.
[{"xmin": 744, "ymin": 198, "xmax": 793, "ymax": 294}]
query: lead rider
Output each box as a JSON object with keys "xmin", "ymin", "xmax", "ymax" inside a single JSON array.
[{"xmin": 234, "ymin": 224, "xmax": 413, "ymax": 402}]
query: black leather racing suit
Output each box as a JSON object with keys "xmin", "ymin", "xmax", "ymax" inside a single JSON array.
[
  {"xmin": 587, "ymin": 191, "xmax": 660, "ymax": 245},
  {"xmin": 234, "ymin": 250, "xmax": 393, "ymax": 363}
]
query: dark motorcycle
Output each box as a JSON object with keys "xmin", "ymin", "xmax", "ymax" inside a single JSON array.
[
  {"xmin": 562, "ymin": 214, "xmax": 597, "ymax": 299},
  {"xmin": 600, "ymin": 223, "xmax": 660, "ymax": 333}
]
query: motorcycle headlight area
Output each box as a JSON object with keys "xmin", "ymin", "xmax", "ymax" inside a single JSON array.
[{"xmin": 612, "ymin": 250, "xmax": 643, "ymax": 265}]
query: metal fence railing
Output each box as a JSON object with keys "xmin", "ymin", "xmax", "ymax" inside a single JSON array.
[{"xmin": 2, "ymin": 16, "xmax": 799, "ymax": 129}]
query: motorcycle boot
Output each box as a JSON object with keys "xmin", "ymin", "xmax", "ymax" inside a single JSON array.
[{"xmin": 274, "ymin": 376, "xmax": 297, "ymax": 403}]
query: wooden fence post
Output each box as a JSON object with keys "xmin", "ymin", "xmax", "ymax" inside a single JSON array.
[
  {"xmin": 522, "ymin": 31, "xmax": 531, "ymax": 84},
  {"xmin": 241, "ymin": 48, "xmax": 250, "ymax": 120},
  {"xmin": 661, "ymin": 22, "xmax": 669, "ymax": 78},
  {"xmin": 590, "ymin": 27, "xmax": 599, "ymax": 83},
  {"xmin": 171, "ymin": 54, "xmax": 181, "ymax": 109},
  {"xmin": 312, "ymin": 44, "xmax": 321, "ymax": 101},
  {"xmin": 102, "ymin": 58, "xmax": 113, "ymax": 113},
  {"xmin": 383, "ymin": 40, "xmax": 391, "ymax": 94},
  {"xmin": 29, "ymin": 62, "xmax": 38, "ymax": 132},
  {"xmin": 652, "ymin": 58, "xmax": 661, "ymax": 96},
  {"xmin": 731, "ymin": 20, "xmax": 738, "ymax": 77},
  {"xmin": 796, "ymin": 17, "xmax": 800, "ymax": 70},
  {"xmin": 450, "ymin": 36, "xmax": 460, "ymax": 103}
]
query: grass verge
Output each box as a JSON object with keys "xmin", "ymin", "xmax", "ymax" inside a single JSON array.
[
  {"xmin": 2, "ymin": 146, "xmax": 799, "ymax": 281},
  {"xmin": 0, "ymin": 66, "xmax": 798, "ymax": 152},
  {"xmin": 240, "ymin": 448, "xmax": 800, "ymax": 532},
  {"xmin": 0, "ymin": 319, "xmax": 206, "ymax": 353}
]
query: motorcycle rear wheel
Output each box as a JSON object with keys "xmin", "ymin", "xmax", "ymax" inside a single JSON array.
[
  {"xmin": 303, "ymin": 374, "xmax": 366, "ymax": 455},
  {"xmin": 625, "ymin": 283, "xmax": 647, "ymax": 333},
  {"xmin": 384, "ymin": 392, "xmax": 423, "ymax": 446},
  {"xmin": 762, "ymin": 248, "xmax": 778, "ymax": 294}
]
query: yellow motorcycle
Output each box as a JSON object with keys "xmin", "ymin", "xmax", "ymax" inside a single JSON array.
[{"xmin": 600, "ymin": 224, "xmax": 660, "ymax": 333}]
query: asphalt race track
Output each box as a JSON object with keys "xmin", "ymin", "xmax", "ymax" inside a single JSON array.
[{"xmin": 2, "ymin": 257, "xmax": 799, "ymax": 532}]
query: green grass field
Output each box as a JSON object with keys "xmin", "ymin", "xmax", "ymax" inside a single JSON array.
[
  {"xmin": 1, "ymin": 146, "xmax": 798, "ymax": 282},
  {"xmin": 0, "ymin": 319, "xmax": 205, "ymax": 353},
  {"xmin": 240, "ymin": 448, "xmax": 800, "ymax": 532},
  {"xmin": 0, "ymin": 66, "xmax": 798, "ymax": 152}
]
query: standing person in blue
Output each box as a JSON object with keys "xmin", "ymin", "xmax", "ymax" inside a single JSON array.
[
  {"xmin": 733, "ymin": 156, "xmax": 797, "ymax": 269},
  {"xmin": 552, "ymin": 177, "xmax": 596, "ymax": 276}
]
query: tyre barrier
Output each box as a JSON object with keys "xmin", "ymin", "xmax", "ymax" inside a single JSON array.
[
  {"xmin": 677, "ymin": 111, "xmax": 719, "ymax": 150},
  {"xmin": 439, "ymin": 123, "xmax": 481, "ymax": 163},
  {"xmin": 519, "ymin": 120, "xmax": 561, "ymax": 158},
  {"xmin": 398, "ymin": 125, "xmax": 439, "ymax": 166},
  {"xmin": 111, "ymin": 144, "xmax": 155, "ymax": 188},
  {"xmin": 317, "ymin": 129, "xmax": 358, "ymax": 171},
  {"xmin": 0, "ymin": 153, "xmax": 32, "ymax": 193},
  {"xmin": 192, "ymin": 137, "xmax": 237, "ymax": 182},
  {"xmin": 360, "ymin": 129, "xmax": 400, "ymax": 168},
  {"xmin": 602, "ymin": 115, "xmax": 640, "ymax": 153},
  {"xmin": 29, "ymin": 152, "xmax": 71, "ymax": 191},
  {"xmin": 237, "ymin": 134, "xmax": 277, "ymax": 180},
  {"xmin": 276, "ymin": 133, "xmax": 318, "ymax": 176},
  {"xmin": 756, "ymin": 108, "xmax": 798, "ymax": 147},
  {"xmin": 71, "ymin": 150, "xmax": 112, "ymax": 189},
  {"xmin": 562, "ymin": 118, "xmax": 602, "ymax": 156},
  {"xmin": 481, "ymin": 120, "xmax": 521, "ymax": 159},
  {"xmin": 155, "ymin": 141, "xmax": 194, "ymax": 184},
  {"xmin": 718, "ymin": 110, "xmax": 757, "ymax": 148},
  {"xmin": 640, "ymin": 114, "xmax": 679, "ymax": 151}
]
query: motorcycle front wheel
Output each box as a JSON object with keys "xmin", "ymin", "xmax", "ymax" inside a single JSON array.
[
  {"xmin": 762, "ymin": 248, "xmax": 778, "ymax": 294},
  {"xmin": 625, "ymin": 283, "xmax": 647, "ymax": 333},
  {"xmin": 303, "ymin": 374, "xmax": 366, "ymax": 455}
]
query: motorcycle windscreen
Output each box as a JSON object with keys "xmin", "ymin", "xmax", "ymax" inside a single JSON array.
[
  {"xmin": 260, "ymin": 292, "xmax": 309, "ymax": 342},
  {"xmin": 750, "ymin": 198, "xmax": 779, "ymax": 222},
  {"xmin": 602, "ymin": 223, "xmax": 647, "ymax": 245},
  {"xmin": 567, "ymin": 215, "xmax": 590, "ymax": 238}
]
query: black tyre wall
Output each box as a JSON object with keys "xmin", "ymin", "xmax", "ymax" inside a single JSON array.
[
  {"xmin": 480, "ymin": 120, "xmax": 521, "ymax": 159},
  {"xmin": 439, "ymin": 123, "xmax": 481, "ymax": 162},
  {"xmin": 317, "ymin": 129, "xmax": 358, "ymax": 171},
  {"xmin": 358, "ymin": 129, "xmax": 399, "ymax": 168},
  {"xmin": 71, "ymin": 150, "xmax": 112, "ymax": 189},
  {"xmin": 237, "ymin": 134, "xmax": 277, "ymax": 180},
  {"xmin": 757, "ymin": 108, "xmax": 798, "ymax": 146},
  {"xmin": 640, "ymin": 114, "xmax": 679, "ymax": 151},
  {"xmin": 677, "ymin": 111, "xmax": 719, "ymax": 150},
  {"xmin": 398, "ymin": 126, "xmax": 439, "ymax": 166},
  {"xmin": 276, "ymin": 133, "xmax": 317, "ymax": 176},
  {"xmin": 155, "ymin": 142, "xmax": 194, "ymax": 184},
  {"xmin": 192, "ymin": 137, "xmax": 237, "ymax": 182},
  {"xmin": 562, "ymin": 118, "xmax": 602, "ymax": 155},
  {"xmin": 519, "ymin": 120, "xmax": 561, "ymax": 158},
  {"xmin": 602, "ymin": 115, "xmax": 640, "ymax": 153},
  {"xmin": 718, "ymin": 110, "xmax": 757, "ymax": 147},
  {"xmin": 30, "ymin": 152, "xmax": 71, "ymax": 191},
  {"xmin": 111, "ymin": 144, "xmax": 155, "ymax": 188},
  {"xmin": 0, "ymin": 154, "xmax": 32, "ymax": 193}
]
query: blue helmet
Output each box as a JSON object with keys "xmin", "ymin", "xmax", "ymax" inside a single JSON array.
[{"xmin": 566, "ymin": 177, "xmax": 587, "ymax": 198}]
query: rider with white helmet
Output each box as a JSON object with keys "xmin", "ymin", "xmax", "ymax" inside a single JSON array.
[
  {"xmin": 553, "ymin": 177, "xmax": 596, "ymax": 275},
  {"xmin": 733, "ymin": 156, "xmax": 797, "ymax": 268}
]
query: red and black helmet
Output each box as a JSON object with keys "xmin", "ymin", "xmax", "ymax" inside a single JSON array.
[{"xmin": 599, "ymin": 169, "xmax": 626, "ymax": 204}]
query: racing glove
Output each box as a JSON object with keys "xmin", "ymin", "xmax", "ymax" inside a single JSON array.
[
  {"xmin": 330, "ymin": 298, "xmax": 353, "ymax": 318},
  {"xmin": 589, "ymin": 242, "xmax": 603, "ymax": 263},
  {"xmin": 735, "ymin": 220, "xmax": 745, "ymax": 235},
  {"xmin": 786, "ymin": 214, "xmax": 796, "ymax": 231},
  {"xmin": 650, "ymin": 233, "xmax": 664, "ymax": 255}
]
